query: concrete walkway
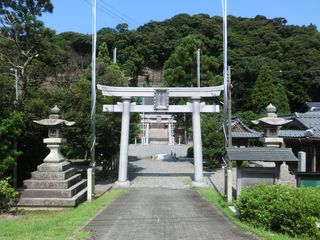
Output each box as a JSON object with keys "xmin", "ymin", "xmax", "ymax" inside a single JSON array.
[
  {"xmin": 86, "ymin": 145, "xmax": 259, "ymax": 240},
  {"xmin": 128, "ymin": 157, "xmax": 195, "ymax": 189},
  {"xmin": 85, "ymin": 188, "xmax": 258, "ymax": 240},
  {"xmin": 88, "ymin": 142, "xmax": 297, "ymax": 240}
]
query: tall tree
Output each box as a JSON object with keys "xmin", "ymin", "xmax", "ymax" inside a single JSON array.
[
  {"xmin": 162, "ymin": 35, "xmax": 220, "ymax": 87},
  {"xmin": 0, "ymin": 0, "xmax": 53, "ymax": 93},
  {"xmin": 251, "ymin": 65, "xmax": 290, "ymax": 114}
]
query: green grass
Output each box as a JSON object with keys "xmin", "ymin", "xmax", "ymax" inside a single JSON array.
[
  {"xmin": 183, "ymin": 177, "xmax": 192, "ymax": 186},
  {"xmin": 0, "ymin": 189, "xmax": 127, "ymax": 240},
  {"xmin": 198, "ymin": 188, "xmax": 310, "ymax": 240}
]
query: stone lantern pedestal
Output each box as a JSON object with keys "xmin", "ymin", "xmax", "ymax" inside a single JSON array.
[
  {"xmin": 19, "ymin": 106, "xmax": 87, "ymax": 207},
  {"xmin": 43, "ymin": 137, "xmax": 66, "ymax": 163}
]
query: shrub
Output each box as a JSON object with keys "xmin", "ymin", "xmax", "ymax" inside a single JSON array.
[
  {"xmin": 187, "ymin": 146, "xmax": 193, "ymax": 158},
  {"xmin": 235, "ymin": 184, "xmax": 320, "ymax": 239},
  {"xmin": 187, "ymin": 147, "xmax": 221, "ymax": 169},
  {"xmin": 0, "ymin": 178, "xmax": 18, "ymax": 213}
]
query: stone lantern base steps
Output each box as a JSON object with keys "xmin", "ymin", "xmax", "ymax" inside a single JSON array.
[{"xmin": 19, "ymin": 161, "xmax": 87, "ymax": 207}]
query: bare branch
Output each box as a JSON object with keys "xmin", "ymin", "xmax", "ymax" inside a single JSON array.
[
  {"xmin": 0, "ymin": 52, "xmax": 21, "ymax": 69},
  {"xmin": 5, "ymin": 14, "xmax": 24, "ymax": 54}
]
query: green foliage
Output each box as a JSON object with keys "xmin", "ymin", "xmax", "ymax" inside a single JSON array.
[
  {"xmin": 187, "ymin": 146, "xmax": 193, "ymax": 158},
  {"xmin": 0, "ymin": 177, "xmax": 18, "ymax": 213},
  {"xmin": 232, "ymin": 160, "xmax": 250, "ymax": 168},
  {"xmin": 251, "ymin": 65, "xmax": 290, "ymax": 114},
  {"xmin": 235, "ymin": 184, "xmax": 320, "ymax": 239},
  {"xmin": 187, "ymin": 114, "xmax": 224, "ymax": 168},
  {"xmin": 275, "ymin": 83, "xmax": 291, "ymax": 114},
  {"xmin": 201, "ymin": 114, "xmax": 224, "ymax": 166},
  {"xmin": 0, "ymin": 112, "xmax": 24, "ymax": 176},
  {"xmin": 0, "ymin": 0, "xmax": 55, "ymax": 88},
  {"xmin": 162, "ymin": 35, "xmax": 220, "ymax": 87},
  {"xmin": 98, "ymin": 42, "xmax": 111, "ymax": 64},
  {"xmin": 199, "ymin": 188, "xmax": 303, "ymax": 240},
  {"xmin": 0, "ymin": 74, "xmax": 15, "ymax": 118}
]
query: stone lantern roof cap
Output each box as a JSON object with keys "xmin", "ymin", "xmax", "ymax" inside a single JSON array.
[
  {"xmin": 252, "ymin": 103, "xmax": 292, "ymax": 126},
  {"xmin": 266, "ymin": 103, "xmax": 276, "ymax": 113},
  {"xmin": 33, "ymin": 105, "xmax": 75, "ymax": 127}
]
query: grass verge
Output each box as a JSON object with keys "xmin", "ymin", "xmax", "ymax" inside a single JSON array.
[
  {"xmin": 0, "ymin": 189, "xmax": 127, "ymax": 240},
  {"xmin": 198, "ymin": 188, "xmax": 310, "ymax": 240}
]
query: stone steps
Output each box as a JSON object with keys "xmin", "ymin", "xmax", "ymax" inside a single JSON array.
[
  {"xmin": 19, "ymin": 160, "xmax": 87, "ymax": 207},
  {"xmin": 23, "ymin": 173, "xmax": 82, "ymax": 189},
  {"xmin": 21, "ymin": 179, "xmax": 87, "ymax": 198},
  {"xmin": 37, "ymin": 161, "xmax": 71, "ymax": 172},
  {"xmin": 31, "ymin": 168, "xmax": 76, "ymax": 180},
  {"xmin": 18, "ymin": 187, "xmax": 87, "ymax": 207}
]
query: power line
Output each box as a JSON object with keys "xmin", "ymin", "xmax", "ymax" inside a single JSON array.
[
  {"xmin": 96, "ymin": 1, "xmax": 140, "ymax": 28},
  {"xmin": 82, "ymin": 0, "xmax": 139, "ymax": 29},
  {"xmin": 99, "ymin": 0, "xmax": 141, "ymax": 27}
]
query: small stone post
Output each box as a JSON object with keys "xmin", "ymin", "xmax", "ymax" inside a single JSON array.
[
  {"xmin": 298, "ymin": 151, "xmax": 306, "ymax": 172},
  {"xmin": 146, "ymin": 122, "xmax": 150, "ymax": 145},
  {"xmin": 236, "ymin": 161, "xmax": 242, "ymax": 199},
  {"xmin": 168, "ymin": 121, "xmax": 172, "ymax": 145},
  {"xmin": 226, "ymin": 169, "xmax": 233, "ymax": 203},
  {"xmin": 275, "ymin": 162, "xmax": 282, "ymax": 184},
  {"xmin": 87, "ymin": 168, "xmax": 92, "ymax": 202}
]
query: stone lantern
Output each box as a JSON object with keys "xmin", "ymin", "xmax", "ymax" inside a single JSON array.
[
  {"xmin": 252, "ymin": 103, "xmax": 291, "ymax": 147},
  {"xmin": 19, "ymin": 106, "xmax": 87, "ymax": 207},
  {"xmin": 33, "ymin": 105, "xmax": 75, "ymax": 163}
]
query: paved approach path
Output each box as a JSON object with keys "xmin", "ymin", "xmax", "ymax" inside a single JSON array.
[
  {"xmin": 86, "ymin": 145, "xmax": 259, "ymax": 240},
  {"xmin": 85, "ymin": 188, "xmax": 258, "ymax": 240}
]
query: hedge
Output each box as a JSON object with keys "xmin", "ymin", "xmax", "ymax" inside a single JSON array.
[{"xmin": 235, "ymin": 184, "xmax": 320, "ymax": 239}]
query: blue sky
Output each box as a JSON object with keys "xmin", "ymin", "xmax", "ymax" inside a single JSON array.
[{"xmin": 41, "ymin": 0, "xmax": 320, "ymax": 34}]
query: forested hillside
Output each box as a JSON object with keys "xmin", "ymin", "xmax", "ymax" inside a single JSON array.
[
  {"xmin": 2, "ymin": 13, "xmax": 319, "ymax": 112},
  {"xmin": 1, "ymin": 2, "xmax": 320, "ymax": 185},
  {"xmin": 50, "ymin": 14, "xmax": 320, "ymax": 112}
]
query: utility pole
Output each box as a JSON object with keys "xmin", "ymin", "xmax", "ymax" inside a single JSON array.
[
  {"xmin": 222, "ymin": 0, "xmax": 233, "ymax": 203},
  {"xmin": 142, "ymin": 97, "xmax": 145, "ymax": 145},
  {"xmin": 113, "ymin": 47, "xmax": 117, "ymax": 64},
  {"xmin": 227, "ymin": 66, "xmax": 232, "ymax": 148},
  {"xmin": 184, "ymin": 113, "xmax": 188, "ymax": 145},
  {"xmin": 197, "ymin": 48, "xmax": 201, "ymax": 87},
  {"xmin": 13, "ymin": 69, "xmax": 19, "ymax": 106},
  {"xmin": 90, "ymin": 0, "xmax": 97, "ymax": 200},
  {"xmin": 10, "ymin": 68, "xmax": 19, "ymax": 188},
  {"xmin": 222, "ymin": 0, "xmax": 228, "ymax": 153}
]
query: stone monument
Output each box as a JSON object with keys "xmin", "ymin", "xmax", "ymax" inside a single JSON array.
[
  {"xmin": 19, "ymin": 106, "xmax": 87, "ymax": 207},
  {"xmin": 252, "ymin": 103, "xmax": 291, "ymax": 147}
]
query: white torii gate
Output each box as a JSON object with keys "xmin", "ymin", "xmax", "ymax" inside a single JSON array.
[
  {"xmin": 140, "ymin": 114, "xmax": 176, "ymax": 145},
  {"xmin": 98, "ymin": 84, "xmax": 224, "ymax": 188}
]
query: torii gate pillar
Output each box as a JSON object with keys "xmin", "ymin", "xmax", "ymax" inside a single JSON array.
[
  {"xmin": 114, "ymin": 97, "xmax": 131, "ymax": 188},
  {"xmin": 191, "ymin": 97, "xmax": 207, "ymax": 187}
]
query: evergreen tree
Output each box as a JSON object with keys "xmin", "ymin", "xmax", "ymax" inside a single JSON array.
[
  {"xmin": 98, "ymin": 42, "xmax": 111, "ymax": 64},
  {"xmin": 251, "ymin": 65, "xmax": 290, "ymax": 114},
  {"xmin": 162, "ymin": 35, "xmax": 220, "ymax": 87},
  {"xmin": 275, "ymin": 83, "xmax": 291, "ymax": 114}
]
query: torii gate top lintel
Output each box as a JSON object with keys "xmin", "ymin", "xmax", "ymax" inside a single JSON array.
[{"xmin": 97, "ymin": 84, "xmax": 224, "ymax": 98}]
